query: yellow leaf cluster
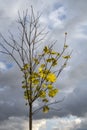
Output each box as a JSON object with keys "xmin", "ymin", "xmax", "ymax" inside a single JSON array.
[
  {"xmin": 24, "ymin": 90, "xmax": 30, "ymax": 99},
  {"xmin": 42, "ymin": 98, "xmax": 48, "ymax": 102},
  {"xmin": 48, "ymin": 84, "xmax": 53, "ymax": 89},
  {"xmin": 50, "ymin": 51, "xmax": 57, "ymax": 55},
  {"xmin": 43, "ymin": 106, "xmax": 49, "ymax": 113},
  {"xmin": 21, "ymin": 63, "xmax": 29, "ymax": 71},
  {"xmin": 39, "ymin": 91, "xmax": 46, "ymax": 98},
  {"xmin": 48, "ymin": 88, "xmax": 58, "ymax": 97},
  {"xmin": 33, "ymin": 58, "xmax": 39, "ymax": 64},
  {"xmin": 63, "ymin": 55, "xmax": 71, "ymax": 59},
  {"xmin": 64, "ymin": 44, "xmax": 68, "ymax": 48},
  {"xmin": 42, "ymin": 84, "xmax": 47, "ymax": 88},
  {"xmin": 46, "ymin": 58, "xmax": 57, "ymax": 66},
  {"xmin": 43, "ymin": 46, "xmax": 50, "ymax": 54},
  {"xmin": 47, "ymin": 73, "xmax": 56, "ymax": 82}
]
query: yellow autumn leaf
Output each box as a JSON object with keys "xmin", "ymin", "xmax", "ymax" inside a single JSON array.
[
  {"xmin": 24, "ymin": 90, "xmax": 30, "ymax": 100},
  {"xmin": 46, "ymin": 58, "xmax": 52, "ymax": 62},
  {"xmin": 42, "ymin": 84, "xmax": 47, "ymax": 88},
  {"xmin": 43, "ymin": 106, "xmax": 49, "ymax": 113},
  {"xmin": 22, "ymin": 85, "xmax": 26, "ymax": 89},
  {"xmin": 52, "ymin": 59, "xmax": 57, "ymax": 66},
  {"xmin": 43, "ymin": 46, "xmax": 50, "ymax": 54},
  {"xmin": 39, "ymin": 72, "xmax": 46, "ymax": 79},
  {"xmin": 21, "ymin": 63, "xmax": 29, "ymax": 71},
  {"xmin": 48, "ymin": 84, "xmax": 53, "ymax": 89},
  {"xmin": 42, "ymin": 98, "xmax": 48, "ymax": 102},
  {"xmin": 39, "ymin": 91, "xmax": 46, "ymax": 98},
  {"xmin": 40, "ymin": 64, "xmax": 45, "ymax": 68},
  {"xmin": 47, "ymin": 73, "xmax": 57, "ymax": 82},
  {"xmin": 50, "ymin": 51, "xmax": 57, "ymax": 55},
  {"xmin": 63, "ymin": 55, "xmax": 71, "ymax": 59},
  {"xmin": 48, "ymin": 88, "xmax": 58, "ymax": 97},
  {"xmin": 57, "ymin": 53, "xmax": 60, "ymax": 56},
  {"xmin": 32, "ymin": 79, "xmax": 39, "ymax": 85},
  {"xmin": 38, "ymin": 67, "xmax": 43, "ymax": 72},
  {"xmin": 33, "ymin": 58, "xmax": 39, "ymax": 64},
  {"xmin": 24, "ymin": 63, "xmax": 29, "ymax": 68},
  {"xmin": 64, "ymin": 44, "xmax": 68, "ymax": 48}
]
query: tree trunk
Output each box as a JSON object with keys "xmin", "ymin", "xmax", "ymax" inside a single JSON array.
[{"xmin": 29, "ymin": 103, "xmax": 32, "ymax": 130}]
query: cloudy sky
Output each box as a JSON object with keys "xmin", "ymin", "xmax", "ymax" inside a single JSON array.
[{"xmin": 0, "ymin": 0, "xmax": 87, "ymax": 130}]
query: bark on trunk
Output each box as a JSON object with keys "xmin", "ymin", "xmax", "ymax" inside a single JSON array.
[{"xmin": 29, "ymin": 103, "xmax": 32, "ymax": 130}]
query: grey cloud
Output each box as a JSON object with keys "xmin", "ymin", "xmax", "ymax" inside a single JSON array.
[
  {"xmin": 0, "ymin": 66, "xmax": 27, "ymax": 121},
  {"xmin": 71, "ymin": 116, "xmax": 87, "ymax": 130},
  {"xmin": 0, "ymin": 116, "xmax": 27, "ymax": 130},
  {"xmin": 64, "ymin": 82, "xmax": 87, "ymax": 117},
  {"xmin": 56, "ymin": 62, "xmax": 87, "ymax": 117},
  {"xmin": 0, "ymin": 65, "xmax": 22, "ymax": 87}
]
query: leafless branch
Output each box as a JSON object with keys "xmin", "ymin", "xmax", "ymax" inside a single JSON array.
[{"xmin": 32, "ymin": 98, "xmax": 64, "ymax": 115}]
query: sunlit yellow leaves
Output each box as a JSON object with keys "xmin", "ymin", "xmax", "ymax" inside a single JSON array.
[
  {"xmin": 63, "ymin": 55, "xmax": 71, "ymax": 59},
  {"xmin": 39, "ymin": 68, "xmax": 50, "ymax": 79},
  {"xmin": 48, "ymin": 84, "xmax": 53, "ymax": 89},
  {"xmin": 21, "ymin": 63, "xmax": 29, "ymax": 71},
  {"xmin": 24, "ymin": 63, "xmax": 29, "ymax": 69},
  {"xmin": 36, "ymin": 86, "xmax": 40, "ymax": 91},
  {"xmin": 32, "ymin": 72, "xmax": 39, "ymax": 78},
  {"xmin": 47, "ymin": 73, "xmax": 56, "ymax": 82},
  {"xmin": 43, "ymin": 105, "xmax": 49, "ymax": 113},
  {"xmin": 38, "ymin": 70, "xmax": 57, "ymax": 82},
  {"xmin": 48, "ymin": 88, "xmax": 58, "ymax": 97},
  {"xmin": 38, "ymin": 67, "xmax": 43, "ymax": 72},
  {"xmin": 40, "ymin": 64, "xmax": 45, "ymax": 68},
  {"xmin": 42, "ymin": 98, "xmax": 48, "ymax": 102},
  {"xmin": 43, "ymin": 46, "xmax": 60, "ymax": 57},
  {"xmin": 32, "ymin": 79, "xmax": 39, "ymax": 85},
  {"xmin": 46, "ymin": 58, "xmax": 52, "ymax": 63},
  {"xmin": 64, "ymin": 44, "xmax": 68, "ymax": 48},
  {"xmin": 24, "ymin": 90, "xmax": 30, "ymax": 100},
  {"xmin": 43, "ymin": 46, "xmax": 50, "ymax": 54},
  {"xmin": 39, "ymin": 72, "xmax": 46, "ymax": 79},
  {"xmin": 52, "ymin": 59, "xmax": 57, "ymax": 66},
  {"xmin": 33, "ymin": 58, "xmax": 39, "ymax": 64},
  {"xmin": 21, "ymin": 35, "xmax": 70, "ymax": 107},
  {"xmin": 24, "ymin": 95, "xmax": 28, "ymax": 100},
  {"xmin": 28, "ymin": 72, "xmax": 40, "ymax": 84},
  {"xmin": 57, "ymin": 52, "xmax": 60, "ymax": 56},
  {"xmin": 50, "ymin": 51, "xmax": 57, "ymax": 55},
  {"xmin": 22, "ymin": 85, "xmax": 26, "ymax": 89},
  {"xmin": 42, "ymin": 84, "xmax": 47, "ymax": 88},
  {"xmin": 46, "ymin": 58, "xmax": 57, "ymax": 66},
  {"xmin": 39, "ymin": 90, "xmax": 46, "ymax": 98}
]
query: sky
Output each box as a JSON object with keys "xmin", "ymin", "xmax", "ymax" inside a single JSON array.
[{"xmin": 0, "ymin": 0, "xmax": 87, "ymax": 130}]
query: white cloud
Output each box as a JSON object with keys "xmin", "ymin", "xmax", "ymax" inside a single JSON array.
[
  {"xmin": 0, "ymin": 116, "xmax": 46, "ymax": 130},
  {"xmin": 0, "ymin": 115, "xmax": 82, "ymax": 130},
  {"xmin": 49, "ymin": 6, "xmax": 66, "ymax": 28},
  {"xmin": 45, "ymin": 115, "xmax": 81, "ymax": 130},
  {"xmin": 39, "ymin": 6, "xmax": 66, "ymax": 29},
  {"xmin": 0, "ymin": 62, "xmax": 6, "ymax": 71}
]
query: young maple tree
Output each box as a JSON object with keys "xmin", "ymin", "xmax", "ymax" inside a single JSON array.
[{"xmin": 0, "ymin": 7, "xmax": 71, "ymax": 130}]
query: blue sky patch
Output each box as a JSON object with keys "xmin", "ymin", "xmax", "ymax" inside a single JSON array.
[
  {"xmin": 6, "ymin": 63, "xmax": 13, "ymax": 69},
  {"xmin": 53, "ymin": 2, "xmax": 63, "ymax": 10},
  {"xmin": 58, "ymin": 14, "xmax": 66, "ymax": 21}
]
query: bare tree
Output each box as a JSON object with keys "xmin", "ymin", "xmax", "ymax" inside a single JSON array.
[{"xmin": 0, "ymin": 6, "xmax": 71, "ymax": 130}]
